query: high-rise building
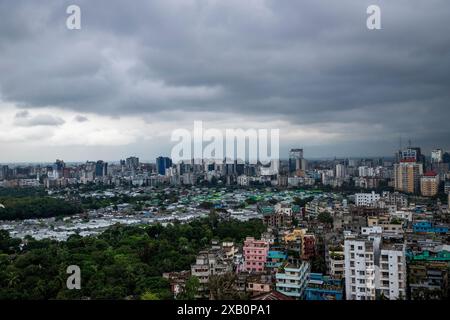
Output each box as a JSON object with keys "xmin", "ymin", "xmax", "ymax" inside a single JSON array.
[
  {"xmin": 398, "ymin": 147, "xmax": 424, "ymax": 163},
  {"xmin": 420, "ymin": 171, "xmax": 439, "ymax": 197},
  {"xmin": 0, "ymin": 165, "xmax": 9, "ymax": 180},
  {"xmin": 51, "ymin": 159, "xmax": 65, "ymax": 179},
  {"xmin": 394, "ymin": 160, "xmax": 423, "ymax": 194},
  {"xmin": 289, "ymin": 149, "xmax": 304, "ymax": 174},
  {"xmin": 344, "ymin": 233, "xmax": 407, "ymax": 301},
  {"xmin": 344, "ymin": 238, "xmax": 378, "ymax": 300},
  {"xmin": 126, "ymin": 156, "xmax": 140, "ymax": 170},
  {"xmin": 379, "ymin": 244, "xmax": 407, "ymax": 300},
  {"xmin": 335, "ymin": 164, "xmax": 347, "ymax": 178},
  {"xmin": 431, "ymin": 149, "xmax": 443, "ymax": 163},
  {"xmin": 156, "ymin": 156, "xmax": 173, "ymax": 176},
  {"xmin": 95, "ymin": 160, "xmax": 108, "ymax": 177}
]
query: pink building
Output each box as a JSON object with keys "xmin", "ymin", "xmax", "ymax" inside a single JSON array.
[{"xmin": 243, "ymin": 237, "xmax": 269, "ymax": 273}]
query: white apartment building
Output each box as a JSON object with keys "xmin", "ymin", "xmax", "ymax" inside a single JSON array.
[
  {"xmin": 345, "ymin": 233, "xmax": 407, "ymax": 300},
  {"xmin": 379, "ymin": 244, "xmax": 407, "ymax": 300},
  {"xmin": 355, "ymin": 191, "xmax": 380, "ymax": 207},
  {"xmin": 344, "ymin": 236, "xmax": 378, "ymax": 300}
]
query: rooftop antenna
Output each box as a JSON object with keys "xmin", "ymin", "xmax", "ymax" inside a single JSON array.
[{"xmin": 408, "ymin": 139, "xmax": 412, "ymax": 148}]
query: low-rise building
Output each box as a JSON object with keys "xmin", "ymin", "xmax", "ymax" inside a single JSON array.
[
  {"xmin": 243, "ymin": 237, "xmax": 270, "ymax": 273},
  {"xmin": 305, "ymin": 273, "xmax": 344, "ymax": 300},
  {"xmin": 275, "ymin": 262, "xmax": 310, "ymax": 299}
]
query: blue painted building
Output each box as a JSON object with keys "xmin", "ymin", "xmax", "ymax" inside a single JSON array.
[
  {"xmin": 305, "ymin": 273, "xmax": 344, "ymax": 301},
  {"xmin": 156, "ymin": 156, "xmax": 172, "ymax": 176},
  {"xmin": 413, "ymin": 221, "xmax": 449, "ymax": 234},
  {"xmin": 266, "ymin": 250, "xmax": 288, "ymax": 270}
]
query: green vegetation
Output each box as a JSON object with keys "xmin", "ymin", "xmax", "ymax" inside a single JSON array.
[
  {"xmin": 293, "ymin": 196, "xmax": 314, "ymax": 207},
  {"xmin": 0, "ymin": 197, "xmax": 82, "ymax": 220},
  {"xmin": 318, "ymin": 211, "xmax": 333, "ymax": 224},
  {"xmin": 0, "ymin": 217, "xmax": 265, "ymax": 300}
]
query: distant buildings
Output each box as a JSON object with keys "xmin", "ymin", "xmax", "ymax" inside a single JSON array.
[
  {"xmin": 289, "ymin": 148, "xmax": 306, "ymax": 175},
  {"xmin": 355, "ymin": 191, "xmax": 380, "ymax": 207},
  {"xmin": 156, "ymin": 156, "xmax": 172, "ymax": 176},
  {"xmin": 431, "ymin": 149, "xmax": 443, "ymax": 164},
  {"xmin": 125, "ymin": 156, "xmax": 139, "ymax": 170},
  {"xmin": 420, "ymin": 171, "xmax": 439, "ymax": 197},
  {"xmin": 394, "ymin": 160, "xmax": 423, "ymax": 194}
]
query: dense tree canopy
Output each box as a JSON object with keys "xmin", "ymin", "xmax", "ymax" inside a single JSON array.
[
  {"xmin": 0, "ymin": 217, "xmax": 265, "ymax": 300},
  {"xmin": 0, "ymin": 196, "xmax": 83, "ymax": 220}
]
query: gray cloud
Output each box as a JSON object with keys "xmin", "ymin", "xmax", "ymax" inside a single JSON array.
[
  {"xmin": 0, "ymin": 0, "xmax": 449, "ymax": 158},
  {"xmin": 74, "ymin": 115, "xmax": 89, "ymax": 122},
  {"xmin": 13, "ymin": 111, "xmax": 65, "ymax": 127}
]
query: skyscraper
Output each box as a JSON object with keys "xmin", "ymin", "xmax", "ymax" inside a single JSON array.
[
  {"xmin": 126, "ymin": 157, "xmax": 139, "ymax": 170},
  {"xmin": 156, "ymin": 156, "xmax": 173, "ymax": 176},
  {"xmin": 289, "ymin": 148, "xmax": 305, "ymax": 174},
  {"xmin": 95, "ymin": 160, "xmax": 108, "ymax": 177},
  {"xmin": 394, "ymin": 160, "xmax": 423, "ymax": 194}
]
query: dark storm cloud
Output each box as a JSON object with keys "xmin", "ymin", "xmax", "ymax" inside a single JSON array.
[{"xmin": 0, "ymin": 0, "xmax": 449, "ymax": 155}]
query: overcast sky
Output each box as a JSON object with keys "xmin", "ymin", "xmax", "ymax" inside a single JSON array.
[{"xmin": 0, "ymin": 0, "xmax": 449, "ymax": 162}]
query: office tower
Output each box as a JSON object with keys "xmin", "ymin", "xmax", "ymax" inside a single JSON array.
[
  {"xmin": 289, "ymin": 149, "xmax": 304, "ymax": 173},
  {"xmin": 126, "ymin": 156, "xmax": 139, "ymax": 170},
  {"xmin": 95, "ymin": 160, "xmax": 108, "ymax": 177},
  {"xmin": 156, "ymin": 156, "xmax": 172, "ymax": 176},
  {"xmin": 394, "ymin": 160, "xmax": 423, "ymax": 194},
  {"xmin": 420, "ymin": 171, "xmax": 439, "ymax": 197}
]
